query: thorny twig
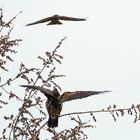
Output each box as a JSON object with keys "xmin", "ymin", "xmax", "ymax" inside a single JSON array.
[{"xmin": 60, "ymin": 104, "xmax": 140, "ymax": 123}]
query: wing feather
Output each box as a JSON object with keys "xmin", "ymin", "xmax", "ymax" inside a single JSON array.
[
  {"xmin": 60, "ymin": 90, "xmax": 110, "ymax": 103},
  {"xmin": 59, "ymin": 16, "xmax": 86, "ymax": 21},
  {"xmin": 20, "ymin": 85, "xmax": 56, "ymax": 99},
  {"xmin": 26, "ymin": 16, "xmax": 53, "ymax": 26}
]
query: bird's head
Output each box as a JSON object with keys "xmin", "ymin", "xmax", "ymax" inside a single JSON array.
[
  {"xmin": 52, "ymin": 87, "xmax": 60, "ymax": 97},
  {"xmin": 53, "ymin": 14, "xmax": 59, "ymax": 18}
]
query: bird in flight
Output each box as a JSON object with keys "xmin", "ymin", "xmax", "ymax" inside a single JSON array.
[
  {"xmin": 26, "ymin": 14, "xmax": 86, "ymax": 26},
  {"xmin": 20, "ymin": 85, "xmax": 110, "ymax": 128}
]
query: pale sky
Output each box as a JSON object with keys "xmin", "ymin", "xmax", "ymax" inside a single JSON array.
[{"xmin": 1, "ymin": 0, "xmax": 140, "ymax": 139}]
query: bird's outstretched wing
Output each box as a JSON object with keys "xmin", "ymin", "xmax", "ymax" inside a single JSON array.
[
  {"xmin": 59, "ymin": 90, "xmax": 110, "ymax": 103},
  {"xmin": 59, "ymin": 16, "xmax": 86, "ymax": 21},
  {"xmin": 26, "ymin": 16, "xmax": 53, "ymax": 26},
  {"xmin": 20, "ymin": 85, "xmax": 56, "ymax": 99}
]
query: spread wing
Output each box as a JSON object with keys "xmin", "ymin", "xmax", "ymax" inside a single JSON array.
[
  {"xmin": 26, "ymin": 16, "xmax": 53, "ymax": 26},
  {"xmin": 59, "ymin": 16, "xmax": 86, "ymax": 21},
  {"xmin": 20, "ymin": 85, "xmax": 56, "ymax": 99},
  {"xmin": 59, "ymin": 90, "xmax": 110, "ymax": 103}
]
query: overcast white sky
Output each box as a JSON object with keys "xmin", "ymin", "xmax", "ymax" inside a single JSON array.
[{"xmin": 1, "ymin": 0, "xmax": 140, "ymax": 139}]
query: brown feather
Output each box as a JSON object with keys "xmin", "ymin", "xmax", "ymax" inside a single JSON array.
[
  {"xmin": 26, "ymin": 16, "xmax": 53, "ymax": 26},
  {"xmin": 59, "ymin": 90, "xmax": 110, "ymax": 103},
  {"xmin": 59, "ymin": 16, "xmax": 86, "ymax": 21},
  {"xmin": 20, "ymin": 85, "xmax": 56, "ymax": 99}
]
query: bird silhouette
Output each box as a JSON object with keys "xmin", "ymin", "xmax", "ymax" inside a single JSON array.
[
  {"xmin": 26, "ymin": 14, "xmax": 86, "ymax": 26},
  {"xmin": 20, "ymin": 85, "xmax": 110, "ymax": 128}
]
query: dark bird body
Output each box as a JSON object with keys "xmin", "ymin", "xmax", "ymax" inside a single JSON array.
[
  {"xmin": 26, "ymin": 14, "xmax": 86, "ymax": 26},
  {"xmin": 20, "ymin": 85, "xmax": 110, "ymax": 128}
]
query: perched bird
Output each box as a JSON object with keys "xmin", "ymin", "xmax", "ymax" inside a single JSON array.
[
  {"xmin": 26, "ymin": 14, "xmax": 86, "ymax": 26},
  {"xmin": 20, "ymin": 85, "xmax": 110, "ymax": 128}
]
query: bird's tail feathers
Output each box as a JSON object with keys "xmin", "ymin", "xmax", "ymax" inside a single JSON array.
[
  {"xmin": 48, "ymin": 117, "xmax": 58, "ymax": 128},
  {"xmin": 47, "ymin": 20, "xmax": 62, "ymax": 25}
]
